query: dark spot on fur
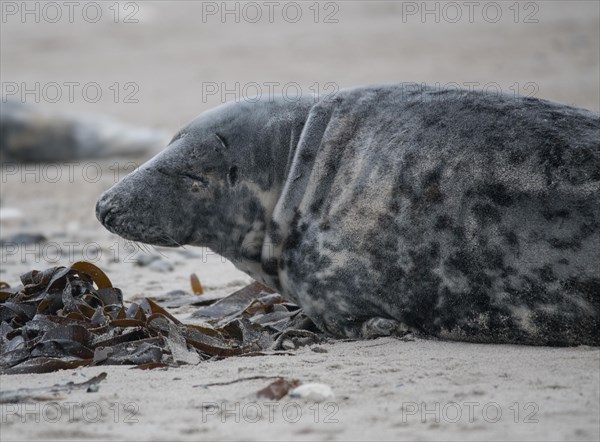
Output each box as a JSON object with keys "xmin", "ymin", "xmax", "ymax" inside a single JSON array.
[
  {"xmin": 566, "ymin": 278, "xmax": 600, "ymax": 312},
  {"xmin": 508, "ymin": 149, "xmax": 527, "ymax": 164},
  {"xmin": 501, "ymin": 266, "xmax": 517, "ymax": 277},
  {"xmin": 535, "ymin": 265, "xmax": 557, "ymax": 282},
  {"xmin": 300, "ymin": 149, "xmax": 314, "ymax": 163},
  {"xmin": 549, "ymin": 237, "xmax": 582, "ymax": 250},
  {"xmin": 504, "ymin": 231, "xmax": 519, "ymax": 247},
  {"xmin": 262, "ymin": 257, "xmax": 278, "ymax": 275},
  {"xmin": 446, "ymin": 250, "xmax": 472, "ymax": 275},
  {"xmin": 422, "ymin": 168, "xmax": 444, "ymax": 203},
  {"xmin": 268, "ymin": 220, "xmax": 282, "ymax": 244},
  {"xmin": 435, "ymin": 215, "xmax": 453, "ymax": 230},
  {"xmin": 423, "ymin": 167, "xmax": 442, "ymax": 185},
  {"xmin": 310, "ymin": 198, "xmax": 323, "ymax": 213},
  {"xmin": 389, "ymin": 200, "xmax": 400, "ymax": 214},
  {"xmin": 424, "ymin": 184, "xmax": 443, "ymax": 203},
  {"xmin": 480, "ymin": 183, "xmax": 514, "ymax": 206},
  {"xmin": 472, "ymin": 203, "xmax": 501, "ymax": 223},
  {"xmin": 542, "ymin": 208, "xmax": 570, "ymax": 221},
  {"xmin": 483, "ymin": 247, "xmax": 505, "ymax": 269},
  {"xmin": 421, "ymin": 112, "xmax": 441, "ymax": 128},
  {"xmin": 283, "ymin": 211, "xmax": 302, "ymax": 251},
  {"xmin": 228, "ymin": 165, "xmax": 238, "ymax": 187},
  {"xmin": 245, "ymin": 199, "xmax": 261, "ymax": 220},
  {"xmin": 538, "ymin": 128, "xmax": 571, "ymax": 186}
]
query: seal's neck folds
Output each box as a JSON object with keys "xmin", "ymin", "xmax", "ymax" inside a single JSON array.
[
  {"xmin": 199, "ymin": 97, "xmax": 315, "ymax": 289},
  {"xmin": 215, "ymin": 101, "xmax": 313, "ymax": 290}
]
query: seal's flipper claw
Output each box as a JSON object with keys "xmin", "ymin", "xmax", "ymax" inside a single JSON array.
[{"xmin": 360, "ymin": 317, "xmax": 409, "ymax": 339}]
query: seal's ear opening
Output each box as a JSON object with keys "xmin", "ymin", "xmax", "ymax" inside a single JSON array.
[{"xmin": 228, "ymin": 165, "xmax": 239, "ymax": 187}]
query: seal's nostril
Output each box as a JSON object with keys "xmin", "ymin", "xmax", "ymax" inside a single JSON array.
[{"xmin": 96, "ymin": 199, "xmax": 115, "ymax": 226}]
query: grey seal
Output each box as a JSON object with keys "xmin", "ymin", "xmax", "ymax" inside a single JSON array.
[
  {"xmin": 96, "ymin": 84, "xmax": 600, "ymax": 345},
  {"xmin": 0, "ymin": 100, "xmax": 169, "ymax": 162}
]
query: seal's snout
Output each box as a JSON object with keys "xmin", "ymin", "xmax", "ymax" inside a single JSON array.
[{"xmin": 94, "ymin": 164, "xmax": 200, "ymax": 247}]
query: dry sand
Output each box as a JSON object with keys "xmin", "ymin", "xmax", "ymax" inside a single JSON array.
[
  {"xmin": 1, "ymin": 1, "xmax": 599, "ymax": 441},
  {"xmin": 2, "ymin": 339, "xmax": 599, "ymax": 441}
]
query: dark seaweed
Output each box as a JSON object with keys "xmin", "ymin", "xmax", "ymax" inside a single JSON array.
[{"xmin": 0, "ymin": 262, "xmax": 320, "ymax": 375}]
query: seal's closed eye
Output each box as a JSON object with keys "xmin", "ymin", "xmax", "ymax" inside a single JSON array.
[
  {"xmin": 155, "ymin": 166, "xmax": 209, "ymax": 187},
  {"xmin": 215, "ymin": 133, "xmax": 229, "ymax": 150}
]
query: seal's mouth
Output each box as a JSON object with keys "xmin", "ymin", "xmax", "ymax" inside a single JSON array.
[{"xmin": 95, "ymin": 191, "xmax": 192, "ymax": 248}]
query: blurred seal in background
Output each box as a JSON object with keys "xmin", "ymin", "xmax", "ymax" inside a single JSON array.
[{"xmin": 0, "ymin": 100, "xmax": 169, "ymax": 163}]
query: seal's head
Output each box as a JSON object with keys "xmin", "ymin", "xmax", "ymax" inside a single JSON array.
[{"xmin": 96, "ymin": 98, "xmax": 312, "ymax": 274}]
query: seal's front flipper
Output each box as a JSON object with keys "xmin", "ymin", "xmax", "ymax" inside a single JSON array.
[{"xmin": 360, "ymin": 317, "xmax": 409, "ymax": 339}]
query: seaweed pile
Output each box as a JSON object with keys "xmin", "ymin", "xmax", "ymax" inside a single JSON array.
[{"xmin": 0, "ymin": 262, "xmax": 321, "ymax": 375}]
